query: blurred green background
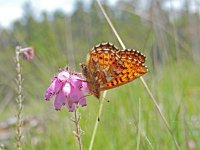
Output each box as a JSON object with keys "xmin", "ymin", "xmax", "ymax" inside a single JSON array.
[{"xmin": 0, "ymin": 0, "xmax": 200, "ymax": 149}]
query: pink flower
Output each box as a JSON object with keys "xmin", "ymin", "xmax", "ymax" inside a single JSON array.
[
  {"xmin": 21, "ymin": 47, "xmax": 35, "ymax": 61},
  {"xmin": 45, "ymin": 68, "xmax": 89, "ymax": 112}
]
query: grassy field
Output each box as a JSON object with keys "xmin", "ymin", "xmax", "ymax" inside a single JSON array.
[
  {"xmin": 1, "ymin": 59, "xmax": 199, "ymax": 150},
  {"xmin": 0, "ymin": 1, "xmax": 200, "ymax": 150}
]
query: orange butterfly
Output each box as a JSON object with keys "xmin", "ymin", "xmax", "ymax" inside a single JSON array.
[{"xmin": 81, "ymin": 42, "xmax": 148, "ymax": 98}]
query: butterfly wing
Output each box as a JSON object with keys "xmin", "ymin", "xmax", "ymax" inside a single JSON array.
[
  {"xmin": 86, "ymin": 42, "xmax": 148, "ymax": 92},
  {"xmin": 82, "ymin": 43, "xmax": 120, "ymax": 98},
  {"xmin": 100, "ymin": 54, "xmax": 148, "ymax": 90},
  {"xmin": 86, "ymin": 42, "xmax": 120, "ymax": 85}
]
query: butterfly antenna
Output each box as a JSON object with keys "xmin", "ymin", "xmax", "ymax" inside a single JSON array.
[
  {"xmin": 79, "ymin": 93, "xmax": 110, "ymax": 122},
  {"xmin": 101, "ymin": 96, "xmax": 110, "ymax": 103},
  {"xmin": 79, "ymin": 94, "xmax": 92, "ymax": 101},
  {"xmin": 76, "ymin": 79, "xmax": 87, "ymax": 82}
]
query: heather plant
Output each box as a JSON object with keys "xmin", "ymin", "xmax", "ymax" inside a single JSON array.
[
  {"xmin": 15, "ymin": 47, "xmax": 35, "ymax": 150},
  {"xmin": 44, "ymin": 68, "xmax": 89, "ymax": 149}
]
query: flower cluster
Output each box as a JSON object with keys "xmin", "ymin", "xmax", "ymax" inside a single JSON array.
[
  {"xmin": 21, "ymin": 47, "xmax": 35, "ymax": 61},
  {"xmin": 45, "ymin": 68, "xmax": 89, "ymax": 112}
]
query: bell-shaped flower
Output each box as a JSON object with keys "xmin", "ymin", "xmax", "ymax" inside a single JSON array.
[{"xmin": 44, "ymin": 68, "xmax": 88, "ymax": 112}]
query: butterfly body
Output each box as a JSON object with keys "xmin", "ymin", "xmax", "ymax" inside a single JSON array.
[
  {"xmin": 81, "ymin": 42, "xmax": 148, "ymax": 99},
  {"xmin": 80, "ymin": 63, "xmax": 101, "ymax": 98}
]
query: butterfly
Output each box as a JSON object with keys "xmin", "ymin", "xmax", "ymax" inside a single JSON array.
[{"xmin": 80, "ymin": 42, "xmax": 148, "ymax": 99}]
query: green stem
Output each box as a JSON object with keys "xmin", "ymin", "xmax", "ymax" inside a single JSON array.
[
  {"xmin": 74, "ymin": 109, "xmax": 83, "ymax": 150},
  {"xmin": 136, "ymin": 99, "xmax": 141, "ymax": 150}
]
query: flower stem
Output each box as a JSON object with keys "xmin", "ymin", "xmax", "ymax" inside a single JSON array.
[
  {"xmin": 96, "ymin": 0, "xmax": 180, "ymax": 149},
  {"xmin": 74, "ymin": 109, "xmax": 83, "ymax": 150},
  {"xmin": 15, "ymin": 46, "xmax": 23, "ymax": 150}
]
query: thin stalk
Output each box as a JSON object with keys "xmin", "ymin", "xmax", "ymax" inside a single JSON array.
[
  {"xmin": 15, "ymin": 46, "xmax": 23, "ymax": 150},
  {"xmin": 182, "ymin": 101, "xmax": 189, "ymax": 149},
  {"xmin": 132, "ymin": 122, "xmax": 154, "ymax": 149},
  {"xmin": 96, "ymin": 0, "xmax": 180, "ymax": 149},
  {"xmin": 89, "ymin": 91, "xmax": 107, "ymax": 150},
  {"xmin": 136, "ymin": 99, "xmax": 141, "ymax": 150},
  {"xmin": 73, "ymin": 109, "xmax": 83, "ymax": 150}
]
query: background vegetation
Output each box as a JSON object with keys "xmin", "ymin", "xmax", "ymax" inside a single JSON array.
[{"xmin": 0, "ymin": 0, "xmax": 200, "ymax": 149}]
